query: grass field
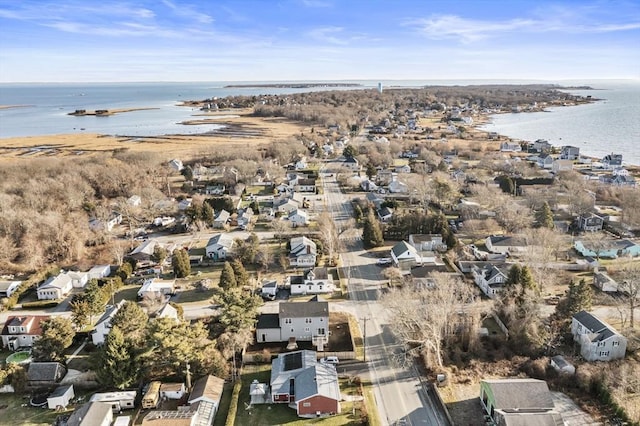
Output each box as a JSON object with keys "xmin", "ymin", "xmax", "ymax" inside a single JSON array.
[{"xmin": 0, "ymin": 394, "xmax": 67, "ymax": 426}]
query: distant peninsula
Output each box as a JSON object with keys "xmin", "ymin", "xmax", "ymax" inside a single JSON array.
[{"xmin": 224, "ymin": 83, "xmax": 362, "ymax": 89}]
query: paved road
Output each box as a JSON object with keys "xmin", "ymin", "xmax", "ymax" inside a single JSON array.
[{"xmin": 322, "ymin": 162, "xmax": 451, "ymax": 426}]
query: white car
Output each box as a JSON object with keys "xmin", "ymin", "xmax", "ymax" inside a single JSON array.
[
  {"xmin": 377, "ymin": 257, "xmax": 393, "ymax": 266},
  {"xmin": 320, "ymin": 356, "xmax": 339, "ymax": 365}
]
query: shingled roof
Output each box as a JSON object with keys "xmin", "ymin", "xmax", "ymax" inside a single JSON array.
[{"xmin": 279, "ymin": 298, "xmax": 328, "ymax": 318}]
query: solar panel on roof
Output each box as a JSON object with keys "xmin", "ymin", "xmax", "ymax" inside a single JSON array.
[{"xmin": 283, "ymin": 352, "xmax": 303, "ymax": 371}]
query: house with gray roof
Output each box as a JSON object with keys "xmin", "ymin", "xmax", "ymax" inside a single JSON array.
[
  {"xmin": 91, "ymin": 300, "xmax": 126, "ymax": 345},
  {"xmin": 255, "ymin": 297, "xmax": 329, "ymax": 344},
  {"xmin": 67, "ymin": 401, "xmax": 113, "ymax": 426},
  {"xmin": 289, "ymin": 236, "xmax": 317, "ymax": 267},
  {"xmin": 479, "ymin": 378, "xmax": 562, "ymax": 426},
  {"xmin": 390, "ymin": 241, "xmax": 420, "ymax": 266},
  {"xmin": 471, "ymin": 264, "xmax": 510, "ymax": 299},
  {"xmin": 27, "ymin": 362, "xmax": 67, "ymax": 388},
  {"xmin": 593, "ymin": 270, "xmax": 619, "ymax": 293},
  {"xmin": 0, "ymin": 280, "xmax": 21, "ymax": 298},
  {"xmin": 485, "ymin": 235, "xmax": 527, "ymax": 255},
  {"xmin": 270, "ymin": 350, "xmax": 340, "ymax": 417},
  {"xmin": 213, "ymin": 209, "xmax": 231, "ymax": 228},
  {"xmin": 205, "ymin": 233, "xmax": 234, "ymax": 261},
  {"xmin": 289, "ymin": 268, "xmax": 335, "ymax": 296},
  {"xmin": 571, "ymin": 311, "xmax": 627, "ymax": 361}
]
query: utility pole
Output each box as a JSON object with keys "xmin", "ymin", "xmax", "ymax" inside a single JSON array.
[{"xmin": 362, "ymin": 317, "xmax": 369, "ymax": 362}]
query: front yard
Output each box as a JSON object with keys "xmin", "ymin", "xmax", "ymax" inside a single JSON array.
[{"xmin": 0, "ymin": 394, "xmax": 66, "ymax": 426}]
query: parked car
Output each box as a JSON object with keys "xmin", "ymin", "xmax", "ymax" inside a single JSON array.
[
  {"xmin": 377, "ymin": 257, "xmax": 393, "ymax": 266},
  {"xmin": 320, "ymin": 356, "xmax": 339, "ymax": 365}
]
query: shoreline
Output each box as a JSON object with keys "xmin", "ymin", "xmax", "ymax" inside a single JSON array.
[{"xmin": 67, "ymin": 107, "xmax": 159, "ymax": 116}]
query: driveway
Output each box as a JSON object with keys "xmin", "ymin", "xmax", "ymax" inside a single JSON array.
[{"xmin": 552, "ymin": 392, "xmax": 601, "ymax": 425}]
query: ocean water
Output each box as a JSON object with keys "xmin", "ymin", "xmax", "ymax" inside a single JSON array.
[
  {"xmin": 480, "ymin": 80, "xmax": 640, "ymax": 166},
  {"xmin": 1, "ymin": 80, "xmax": 638, "ymax": 165}
]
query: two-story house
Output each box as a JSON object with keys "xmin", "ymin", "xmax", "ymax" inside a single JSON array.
[
  {"xmin": 1, "ymin": 315, "xmax": 49, "ymax": 350},
  {"xmin": 571, "ymin": 311, "xmax": 627, "ymax": 361},
  {"xmin": 289, "ymin": 236, "xmax": 317, "ymax": 268},
  {"xmin": 560, "ymin": 145, "xmax": 580, "ymax": 160},
  {"xmin": 577, "ymin": 213, "xmax": 605, "ymax": 232},
  {"xmin": 294, "ymin": 178, "xmax": 317, "ymax": 193},
  {"xmin": 471, "ymin": 264, "xmax": 509, "ymax": 299},
  {"xmin": 289, "ymin": 268, "xmax": 335, "ymax": 296},
  {"xmin": 91, "ymin": 300, "xmax": 126, "ymax": 346},
  {"xmin": 255, "ymin": 297, "xmax": 329, "ymax": 343}
]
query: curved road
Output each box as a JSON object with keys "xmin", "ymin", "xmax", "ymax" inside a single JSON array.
[{"xmin": 322, "ymin": 161, "xmax": 450, "ymax": 426}]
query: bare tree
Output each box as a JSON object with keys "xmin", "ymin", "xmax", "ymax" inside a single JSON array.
[
  {"xmin": 317, "ymin": 212, "xmax": 341, "ymax": 264},
  {"xmin": 271, "ymin": 219, "xmax": 290, "ymax": 247},
  {"xmin": 616, "ymin": 264, "xmax": 640, "ymax": 329},
  {"xmin": 382, "ymin": 272, "xmax": 474, "ymax": 368}
]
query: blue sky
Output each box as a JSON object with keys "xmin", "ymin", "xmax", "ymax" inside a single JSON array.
[{"xmin": 1, "ymin": 0, "xmax": 639, "ymax": 82}]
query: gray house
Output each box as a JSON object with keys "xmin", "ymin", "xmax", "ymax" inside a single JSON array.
[
  {"xmin": 577, "ymin": 213, "xmax": 604, "ymax": 232},
  {"xmin": 571, "ymin": 311, "xmax": 627, "ymax": 361},
  {"xmin": 560, "ymin": 145, "xmax": 580, "ymax": 160},
  {"xmin": 255, "ymin": 297, "xmax": 329, "ymax": 344}
]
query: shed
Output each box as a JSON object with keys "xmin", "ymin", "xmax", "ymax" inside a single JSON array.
[
  {"xmin": 159, "ymin": 382, "xmax": 186, "ymax": 400},
  {"xmin": 47, "ymin": 384, "xmax": 75, "ymax": 410},
  {"xmin": 249, "ymin": 380, "xmax": 268, "ymax": 405},
  {"xmin": 550, "ymin": 355, "xmax": 575, "ymax": 375},
  {"xmin": 113, "ymin": 416, "xmax": 131, "ymax": 426}
]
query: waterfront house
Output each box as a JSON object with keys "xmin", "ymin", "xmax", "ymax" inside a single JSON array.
[
  {"xmin": 536, "ymin": 153, "xmax": 554, "ymax": 169},
  {"xmin": 560, "ymin": 145, "xmax": 580, "ymax": 160},
  {"xmin": 602, "ymin": 153, "xmax": 623, "ymax": 169},
  {"xmin": 571, "ymin": 311, "xmax": 627, "ymax": 361},
  {"xmin": 500, "ymin": 142, "xmax": 522, "ymax": 152},
  {"xmin": 531, "ymin": 139, "xmax": 552, "ymax": 153},
  {"xmin": 552, "ymin": 159, "xmax": 573, "ymax": 173},
  {"xmin": 270, "ymin": 350, "xmax": 340, "ymax": 418}
]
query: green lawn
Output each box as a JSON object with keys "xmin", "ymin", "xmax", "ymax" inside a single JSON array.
[
  {"xmin": 231, "ymin": 365, "xmax": 369, "ymax": 426},
  {"xmin": 0, "ymin": 394, "xmax": 68, "ymax": 426},
  {"xmin": 114, "ymin": 284, "xmax": 140, "ymax": 303}
]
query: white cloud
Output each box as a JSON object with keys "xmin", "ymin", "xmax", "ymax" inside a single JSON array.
[{"xmin": 307, "ymin": 26, "xmax": 348, "ymax": 45}]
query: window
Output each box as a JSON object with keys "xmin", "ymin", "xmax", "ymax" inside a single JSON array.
[
  {"xmin": 599, "ymin": 351, "xmax": 610, "ymax": 357},
  {"xmin": 597, "ymin": 341, "xmax": 605, "ymax": 347},
  {"xmin": 305, "ymin": 327, "xmax": 310, "ymax": 332},
  {"xmin": 613, "ymin": 341, "xmax": 619, "ymax": 347},
  {"xmin": 285, "ymin": 318, "xmax": 292, "ymax": 324},
  {"xmin": 305, "ymin": 318, "xmax": 312, "ymax": 323},
  {"xmin": 303, "ymin": 402, "xmax": 311, "ymax": 407},
  {"xmin": 318, "ymin": 328, "xmax": 326, "ymax": 335}
]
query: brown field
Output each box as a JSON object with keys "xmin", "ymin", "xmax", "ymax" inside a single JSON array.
[{"xmin": 0, "ymin": 108, "xmax": 309, "ymax": 161}]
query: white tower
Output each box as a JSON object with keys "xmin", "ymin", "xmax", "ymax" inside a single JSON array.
[{"xmin": 377, "ymin": 82, "xmax": 383, "ymax": 93}]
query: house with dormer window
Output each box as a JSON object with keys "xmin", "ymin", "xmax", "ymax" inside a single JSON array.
[
  {"xmin": 289, "ymin": 236, "xmax": 317, "ymax": 267},
  {"xmin": 571, "ymin": 311, "xmax": 627, "ymax": 361},
  {"xmin": 471, "ymin": 264, "xmax": 510, "ymax": 299},
  {"xmin": 1, "ymin": 315, "xmax": 49, "ymax": 350},
  {"xmin": 289, "ymin": 268, "xmax": 335, "ymax": 295}
]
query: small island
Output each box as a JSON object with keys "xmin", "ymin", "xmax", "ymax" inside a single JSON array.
[
  {"xmin": 223, "ymin": 83, "xmax": 362, "ymax": 88},
  {"xmin": 68, "ymin": 107, "xmax": 158, "ymax": 116}
]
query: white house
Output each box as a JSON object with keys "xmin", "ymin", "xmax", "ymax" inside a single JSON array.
[
  {"xmin": 343, "ymin": 157, "xmax": 360, "ymax": 170},
  {"xmin": 388, "ymin": 177, "xmax": 408, "ymax": 193},
  {"xmin": 213, "ymin": 209, "xmax": 231, "ymax": 228},
  {"xmin": 205, "ymin": 233, "xmax": 234, "ymax": 261},
  {"xmin": 159, "ymin": 383, "xmax": 186, "ymax": 400},
  {"xmin": 276, "ymin": 199, "xmax": 299, "ymax": 215},
  {"xmin": 255, "ymin": 297, "xmax": 329, "ymax": 343},
  {"xmin": 0, "ymin": 280, "xmax": 22, "ymax": 298},
  {"xmin": 288, "ymin": 209, "xmax": 308, "ymax": 227},
  {"xmin": 91, "ymin": 300, "xmax": 126, "ymax": 346},
  {"xmin": 536, "ymin": 154, "xmax": 554, "ymax": 169},
  {"xmin": 471, "ymin": 264, "xmax": 509, "ymax": 299},
  {"xmin": 408, "ymin": 234, "xmax": 447, "ymax": 252},
  {"xmin": 571, "ymin": 311, "xmax": 627, "ymax": 362},
  {"xmin": 88, "ymin": 265, "xmax": 111, "ymax": 280},
  {"xmin": 66, "ymin": 271, "xmax": 89, "ymax": 289},
  {"xmin": 1, "ymin": 315, "xmax": 48, "ymax": 350},
  {"xmin": 289, "ymin": 236, "xmax": 317, "ymax": 267},
  {"xmin": 37, "ymin": 274, "xmax": 73, "ymax": 300},
  {"xmin": 48, "ymin": 385, "xmax": 75, "ymax": 410},
  {"xmin": 89, "ymin": 391, "xmax": 137, "ymax": 412},
  {"xmin": 289, "ymin": 268, "xmax": 335, "ymax": 296},
  {"xmin": 137, "ymin": 278, "xmax": 176, "ymax": 300},
  {"xmin": 500, "ymin": 142, "xmax": 522, "ymax": 152},
  {"xmin": 155, "ymin": 303, "xmax": 179, "ymax": 321},
  {"xmin": 552, "ymin": 159, "xmax": 573, "ymax": 173},
  {"xmin": 127, "ymin": 195, "xmax": 141, "ymax": 207},
  {"xmin": 390, "ymin": 241, "xmax": 420, "ymax": 266},
  {"xmin": 593, "ymin": 271, "xmax": 619, "ymax": 293},
  {"xmin": 485, "ymin": 235, "xmax": 527, "ymax": 255}
]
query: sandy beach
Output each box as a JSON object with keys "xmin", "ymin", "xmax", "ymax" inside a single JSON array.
[{"xmin": 0, "ymin": 108, "xmax": 309, "ymax": 161}]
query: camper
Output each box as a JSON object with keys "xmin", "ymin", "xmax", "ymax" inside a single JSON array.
[{"xmin": 141, "ymin": 381, "xmax": 161, "ymax": 409}]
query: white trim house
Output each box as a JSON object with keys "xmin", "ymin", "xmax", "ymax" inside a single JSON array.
[{"xmin": 571, "ymin": 311, "xmax": 627, "ymax": 361}]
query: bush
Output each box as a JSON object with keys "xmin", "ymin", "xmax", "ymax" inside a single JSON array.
[
  {"xmin": 21, "ymin": 300, "xmax": 59, "ymax": 309},
  {"xmin": 225, "ymin": 381, "xmax": 242, "ymax": 426}
]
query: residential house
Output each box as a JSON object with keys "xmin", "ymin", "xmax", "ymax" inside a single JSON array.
[
  {"xmin": 159, "ymin": 383, "xmax": 185, "ymax": 400},
  {"xmin": 602, "ymin": 153, "xmax": 623, "ymax": 169},
  {"xmin": 91, "ymin": 300, "xmax": 126, "ymax": 346},
  {"xmin": 37, "ymin": 273, "xmax": 73, "ymax": 300},
  {"xmin": 205, "ymin": 233, "xmax": 234, "ymax": 260},
  {"xmin": 137, "ymin": 278, "xmax": 175, "ymax": 300},
  {"xmin": 155, "ymin": 303, "xmax": 179, "ymax": 321},
  {"xmin": 500, "ymin": 142, "xmax": 522, "ymax": 152},
  {"xmin": 88, "ymin": 265, "xmax": 111, "ymax": 280},
  {"xmin": 294, "ymin": 178, "xmax": 317, "ymax": 193},
  {"xmin": 295, "ymin": 157, "xmax": 308, "ymax": 170},
  {"xmin": 127, "ymin": 195, "xmax": 142, "ymax": 207},
  {"xmin": 187, "ymin": 375, "xmax": 225, "ymax": 424},
  {"xmin": 360, "ymin": 179, "xmax": 378, "ymax": 192},
  {"xmin": 600, "ymin": 170, "xmax": 636, "ymax": 186},
  {"xmin": 552, "ymin": 159, "xmax": 573, "ymax": 173},
  {"xmin": 66, "ymin": 270, "xmax": 89, "ymax": 289},
  {"xmin": 89, "ymin": 391, "xmax": 137, "ymax": 412},
  {"xmin": 168, "ymin": 159, "xmax": 184, "ymax": 171},
  {"xmin": 343, "ymin": 157, "xmax": 359, "ymax": 170},
  {"xmin": 485, "ymin": 235, "xmax": 527, "ymax": 255},
  {"xmin": 577, "ymin": 213, "xmax": 604, "ymax": 232},
  {"xmin": 67, "ymin": 402, "xmax": 113, "ymax": 426},
  {"xmin": 394, "ymin": 164, "xmax": 411, "ymax": 174},
  {"xmin": 27, "ymin": 362, "xmax": 67, "ymax": 388},
  {"xmin": 1, "ymin": 315, "xmax": 48, "ymax": 350},
  {"xmin": 261, "ymin": 280, "xmax": 278, "ymax": 300},
  {"xmin": 365, "ymin": 192, "xmax": 384, "ymax": 209},
  {"xmin": 560, "ymin": 145, "xmax": 580, "ymax": 160},
  {"xmin": 275, "ymin": 198, "xmax": 299, "ymax": 215},
  {"xmin": 289, "ymin": 236, "xmax": 317, "ymax": 268},
  {"xmin": 471, "ymin": 264, "xmax": 509, "ymax": 299},
  {"xmin": 255, "ymin": 297, "xmax": 329, "ymax": 343},
  {"xmin": 376, "ymin": 169, "xmax": 394, "ymax": 186},
  {"xmin": 48, "ymin": 384, "xmax": 75, "ymax": 410},
  {"xmin": 388, "ymin": 176, "xmax": 408, "ymax": 193},
  {"xmin": 289, "ymin": 268, "xmax": 334, "ymax": 296},
  {"xmin": 288, "ymin": 209, "xmax": 308, "ymax": 227},
  {"xmin": 479, "ymin": 379, "xmax": 562, "ymax": 426},
  {"xmin": 536, "ymin": 153, "xmax": 554, "ymax": 169},
  {"xmin": 213, "ymin": 209, "xmax": 230, "ymax": 228},
  {"xmin": 0, "ymin": 280, "xmax": 21, "ymax": 298},
  {"xmin": 89, "ymin": 212, "xmax": 123, "ymax": 232},
  {"xmin": 408, "ymin": 234, "xmax": 447, "ymax": 252},
  {"xmin": 571, "ymin": 311, "xmax": 627, "ymax": 361},
  {"xmin": 574, "ymin": 239, "xmax": 640, "ymax": 259},
  {"xmin": 129, "ymin": 239, "xmax": 175, "ymax": 265},
  {"xmin": 531, "ymin": 139, "xmax": 552, "ymax": 153},
  {"xmin": 237, "ymin": 208, "xmax": 253, "ymax": 230},
  {"xmin": 593, "ymin": 270, "xmax": 619, "ymax": 293},
  {"xmin": 390, "ymin": 241, "xmax": 420, "ymax": 266},
  {"xmin": 377, "ymin": 206, "xmax": 393, "ymax": 222},
  {"xmin": 270, "ymin": 350, "xmax": 341, "ymax": 418}
]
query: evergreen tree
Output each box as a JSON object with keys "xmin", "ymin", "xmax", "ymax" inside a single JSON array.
[
  {"xmin": 172, "ymin": 248, "xmax": 191, "ymax": 278},
  {"xmin": 535, "ymin": 202, "xmax": 554, "ymax": 229},
  {"xmin": 111, "ymin": 301, "xmax": 148, "ymax": 344},
  {"xmin": 202, "ymin": 202, "xmax": 214, "ymax": 224},
  {"xmin": 365, "ymin": 163, "xmax": 377, "ymax": 180},
  {"xmin": 362, "ymin": 210, "xmax": 384, "ymax": 249},
  {"xmin": 219, "ymin": 261, "xmax": 237, "ymax": 290},
  {"xmin": 343, "ymin": 145, "xmax": 357, "ymax": 159},
  {"xmin": 555, "ymin": 279, "xmax": 593, "ymax": 321},
  {"xmin": 506, "ymin": 264, "xmax": 523, "ymax": 288},
  {"xmin": 353, "ymin": 204, "xmax": 364, "ymax": 223},
  {"xmin": 231, "ymin": 259, "xmax": 250, "ymax": 288},
  {"xmin": 32, "ymin": 317, "xmax": 75, "ymax": 362},
  {"xmin": 151, "ymin": 245, "xmax": 168, "ymax": 265},
  {"xmin": 96, "ymin": 326, "xmax": 139, "ymax": 389},
  {"xmin": 70, "ymin": 297, "xmax": 91, "ymax": 330},
  {"xmin": 520, "ymin": 266, "xmax": 536, "ymax": 291}
]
